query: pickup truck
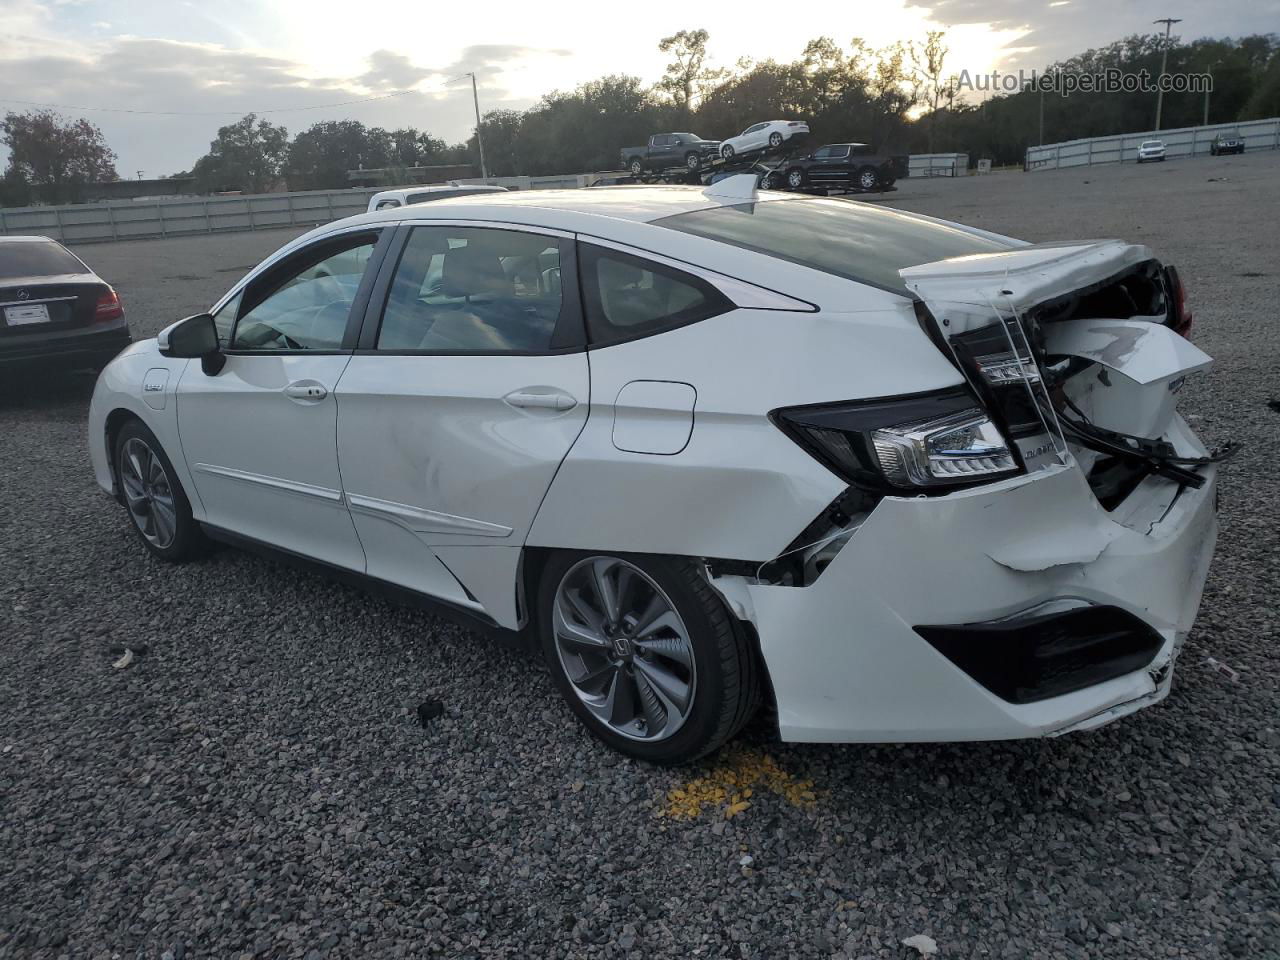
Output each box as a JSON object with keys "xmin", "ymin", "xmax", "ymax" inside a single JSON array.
[
  {"xmin": 763, "ymin": 143, "xmax": 909, "ymax": 193},
  {"xmin": 620, "ymin": 133, "xmax": 722, "ymax": 176}
]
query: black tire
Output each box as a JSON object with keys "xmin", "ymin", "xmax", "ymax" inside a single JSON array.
[
  {"xmin": 721, "ymin": 144, "xmax": 735, "ymax": 161},
  {"xmin": 855, "ymin": 165, "xmax": 880, "ymax": 191},
  {"xmin": 113, "ymin": 418, "xmax": 205, "ymax": 562},
  {"xmin": 628, "ymin": 158, "xmax": 644, "ymax": 177},
  {"xmin": 768, "ymin": 131, "xmax": 783, "ymax": 148},
  {"xmin": 538, "ymin": 551, "xmax": 761, "ymax": 765},
  {"xmin": 785, "ymin": 167, "xmax": 806, "ymax": 190},
  {"xmin": 759, "ymin": 171, "xmax": 776, "ymax": 189},
  {"xmin": 685, "ymin": 152, "xmax": 701, "ymax": 172}
]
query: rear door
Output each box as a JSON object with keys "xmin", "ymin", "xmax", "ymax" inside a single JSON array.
[{"xmin": 334, "ymin": 222, "xmax": 589, "ymax": 626}]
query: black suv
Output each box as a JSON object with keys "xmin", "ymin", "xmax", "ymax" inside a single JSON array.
[
  {"xmin": 1209, "ymin": 132, "xmax": 1245, "ymax": 156},
  {"xmin": 765, "ymin": 143, "xmax": 909, "ymax": 193}
]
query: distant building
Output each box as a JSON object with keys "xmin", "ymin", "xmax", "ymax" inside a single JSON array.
[
  {"xmin": 346, "ymin": 164, "xmax": 475, "ymax": 187},
  {"xmin": 83, "ymin": 177, "xmax": 198, "ymax": 201}
]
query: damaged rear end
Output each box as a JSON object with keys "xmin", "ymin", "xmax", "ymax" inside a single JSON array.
[{"xmin": 726, "ymin": 240, "xmax": 1221, "ymax": 743}]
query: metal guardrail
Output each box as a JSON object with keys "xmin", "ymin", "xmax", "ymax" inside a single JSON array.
[{"xmin": 1025, "ymin": 117, "xmax": 1280, "ymax": 170}]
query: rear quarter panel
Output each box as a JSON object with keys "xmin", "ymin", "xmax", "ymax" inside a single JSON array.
[{"xmin": 528, "ymin": 301, "xmax": 966, "ymax": 561}]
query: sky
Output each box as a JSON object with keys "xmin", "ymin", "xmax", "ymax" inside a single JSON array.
[{"xmin": 1, "ymin": 0, "xmax": 1277, "ymax": 177}]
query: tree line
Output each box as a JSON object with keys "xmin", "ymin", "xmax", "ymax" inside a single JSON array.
[{"xmin": 3, "ymin": 27, "xmax": 1279, "ymax": 205}]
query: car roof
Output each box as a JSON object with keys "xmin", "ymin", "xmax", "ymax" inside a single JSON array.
[{"xmin": 353, "ymin": 185, "xmax": 728, "ymax": 229}]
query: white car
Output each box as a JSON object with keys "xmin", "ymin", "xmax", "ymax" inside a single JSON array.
[
  {"xmin": 89, "ymin": 178, "xmax": 1218, "ymax": 764},
  {"xmin": 719, "ymin": 120, "xmax": 809, "ymax": 160},
  {"xmin": 1136, "ymin": 140, "xmax": 1167, "ymax": 163},
  {"xmin": 367, "ymin": 182, "xmax": 507, "ymax": 212}
]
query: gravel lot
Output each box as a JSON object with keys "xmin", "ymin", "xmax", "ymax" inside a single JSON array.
[{"xmin": 2, "ymin": 151, "xmax": 1278, "ymax": 960}]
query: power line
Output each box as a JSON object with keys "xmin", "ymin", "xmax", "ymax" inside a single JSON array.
[{"xmin": 0, "ymin": 89, "xmax": 424, "ymax": 117}]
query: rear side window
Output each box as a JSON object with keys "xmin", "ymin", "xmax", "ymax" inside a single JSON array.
[
  {"xmin": 376, "ymin": 226, "xmax": 566, "ymax": 353},
  {"xmin": 0, "ymin": 240, "xmax": 87, "ymax": 280},
  {"xmin": 580, "ymin": 244, "xmax": 731, "ymax": 347},
  {"xmin": 657, "ymin": 197, "xmax": 1012, "ymax": 294}
]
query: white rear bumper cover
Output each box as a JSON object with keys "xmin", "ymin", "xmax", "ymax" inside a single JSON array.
[{"xmin": 718, "ymin": 437, "xmax": 1217, "ymax": 743}]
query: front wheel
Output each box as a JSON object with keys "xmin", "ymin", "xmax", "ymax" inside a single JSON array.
[
  {"xmin": 114, "ymin": 419, "xmax": 205, "ymax": 561},
  {"xmin": 721, "ymin": 144, "xmax": 735, "ymax": 161},
  {"xmin": 685, "ymin": 152, "xmax": 701, "ymax": 171},
  {"xmin": 786, "ymin": 167, "xmax": 806, "ymax": 189},
  {"xmin": 629, "ymin": 158, "xmax": 643, "ymax": 177},
  {"xmin": 768, "ymin": 132, "xmax": 783, "ymax": 148},
  {"xmin": 539, "ymin": 552, "xmax": 760, "ymax": 764}
]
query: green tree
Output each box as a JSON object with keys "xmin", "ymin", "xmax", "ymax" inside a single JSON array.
[
  {"xmin": 1242, "ymin": 51, "xmax": 1280, "ymax": 119},
  {"xmin": 1, "ymin": 109, "xmax": 118, "ymax": 204},
  {"xmin": 657, "ymin": 29, "xmax": 725, "ymax": 114},
  {"xmin": 190, "ymin": 114, "xmax": 288, "ymax": 194},
  {"xmin": 287, "ymin": 120, "xmax": 394, "ymax": 190}
]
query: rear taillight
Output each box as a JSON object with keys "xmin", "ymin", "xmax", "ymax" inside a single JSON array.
[
  {"xmin": 1165, "ymin": 265, "xmax": 1193, "ymax": 339},
  {"xmin": 94, "ymin": 288, "xmax": 123, "ymax": 323},
  {"xmin": 772, "ymin": 387, "xmax": 1020, "ymax": 493}
]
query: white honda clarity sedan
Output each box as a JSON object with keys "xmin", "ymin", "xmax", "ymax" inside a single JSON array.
[{"xmin": 89, "ymin": 177, "xmax": 1220, "ymax": 764}]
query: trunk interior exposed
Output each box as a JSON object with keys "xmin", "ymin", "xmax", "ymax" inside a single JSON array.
[{"xmin": 904, "ymin": 244, "xmax": 1211, "ymax": 516}]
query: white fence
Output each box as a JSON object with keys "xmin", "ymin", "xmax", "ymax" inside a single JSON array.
[
  {"xmin": 0, "ymin": 175, "xmax": 597, "ymax": 245},
  {"xmin": 908, "ymin": 153, "xmax": 970, "ymax": 178},
  {"xmin": 1026, "ymin": 117, "xmax": 1280, "ymax": 170},
  {"xmin": 0, "ymin": 188, "xmax": 384, "ymax": 244}
]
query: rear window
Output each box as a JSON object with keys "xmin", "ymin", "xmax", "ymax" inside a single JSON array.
[
  {"xmin": 0, "ymin": 240, "xmax": 88, "ymax": 281},
  {"xmin": 657, "ymin": 197, "xmax": 1012, "ymax": 293},
  {"xmin": 405, "ymin": 189, "xmax": 498, "ymax": 204}
]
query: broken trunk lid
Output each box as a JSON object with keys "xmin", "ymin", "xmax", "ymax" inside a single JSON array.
[{"xmin": 900, "ymin": 239, "xmax": 1154, "ymax": 331}]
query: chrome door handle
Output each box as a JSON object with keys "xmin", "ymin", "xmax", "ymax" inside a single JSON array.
[
  {"xmin": 284, "ymin": 381, "xmax": 327, "ymax": 401},
  {"xmin": 505, "ymin": 390, "xmax": 577, "ymax": 411}
]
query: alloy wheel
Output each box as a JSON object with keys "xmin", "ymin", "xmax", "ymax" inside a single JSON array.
[
  {"xmin": 788, "ymin": 169, "xmax": 804, "ymax": 188},
  {"xmin": 552, "ymin": 557, "xmax": 697, "ymax": 742},
  {"xmin": 120, "ymin": 437, "xmax": 178, "ymax": 549},
  {"xmin": 860, "ymin": 169, "xmax": 878, "ymax": 190},
  {"xmin": 769, "ymin": 132, "xmax": 783, "ymax": 147}
]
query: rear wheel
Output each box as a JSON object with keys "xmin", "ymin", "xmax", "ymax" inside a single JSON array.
[
  {"xmin": 539, "ymin": 552, "xmax": 760, "ymax": 764},
  {"xmin": 114, "ymin": 419, "xmax": 204, "ymax": 562},
  {"xmin": 856, "ymin": 166, "xmax": 880, "ymax": 191},
  {"xmin": 629, "ymin": 158, "xmax": 643, "ymax": 177}
]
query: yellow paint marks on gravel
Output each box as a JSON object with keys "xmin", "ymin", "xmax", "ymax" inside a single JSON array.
[{"xmin": 659, "ymin": 747, "xmax": 817, "ymax": 820}]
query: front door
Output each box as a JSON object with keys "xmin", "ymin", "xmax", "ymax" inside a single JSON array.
[
  {"xmin": 335, "ymin": 223, "xmax": 589, "ymax": 626},
  {"xmin": 177, "ymin": 228, "xmax": 389, "ymax": 570}
]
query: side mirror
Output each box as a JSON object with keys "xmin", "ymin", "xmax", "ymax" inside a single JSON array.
[{"xmin": 158, "ymin": 313, "xmax": 225, "ymax": 374}]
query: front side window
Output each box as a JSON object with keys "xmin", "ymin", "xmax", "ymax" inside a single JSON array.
[
  {"xmin": 580, "ymin": 244, "xmax": 731, "ymax": 347},
  {"xmin": 658, "ymin": 197, "xmax": 1012, "ymax": 294},
  {"xmin": 376, "ymin": 226, "xmax": 565, "ymax": 353},
  {"xmin": 813, "ymin": 146, "xmax": 834, "ymax": 159},
  {"xmin": 231, "ymin": 234, "xmax": 378, "ymax": 351}
]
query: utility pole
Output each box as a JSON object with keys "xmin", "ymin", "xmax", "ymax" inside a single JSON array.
[
  {"xmin": 1203, "ymin": 60, "xmax": 1219, "ymax": 126},
  {"xmin": 451, "ymin": 72, "xmax": 488, "ymax": 180},
  {"xmin": 1038, "ymin": 88, "xmax": 1045, "ymax": 146},
  {"xmin": 1153, "ymin": 17, "xmax": 1182, "ymax": 131}
]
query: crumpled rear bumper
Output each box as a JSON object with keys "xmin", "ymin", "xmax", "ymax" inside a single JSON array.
[{"xmin": 726, "ymin": 433, "xmax": 1217, "ymax": 743}]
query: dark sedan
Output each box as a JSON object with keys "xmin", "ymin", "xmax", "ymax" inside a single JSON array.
[{"xmin": 0, "ymin": 236, "xmax": 130, "ymax": 372}]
